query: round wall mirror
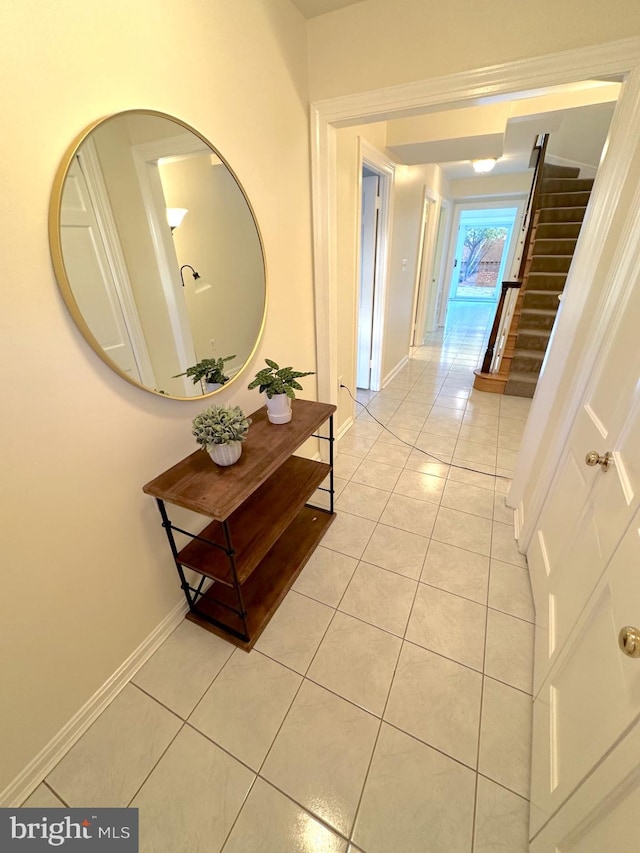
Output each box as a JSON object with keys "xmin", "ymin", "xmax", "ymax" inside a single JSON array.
[{"xmin": 49, "ymin": 109, "xmax": 267, "ymax": 399}]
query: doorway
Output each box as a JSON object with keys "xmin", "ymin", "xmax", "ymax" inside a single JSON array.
[
  {"xmin": 439, "ymin": 200, "xmax": 524, "ymax": 330},
  {"xmin": 449, "ymin": 208, "xmax": 516, "ymax": 301},
  {"xmin": 356, "ymin": 145, "xmax": 394, "ymax": 391}
]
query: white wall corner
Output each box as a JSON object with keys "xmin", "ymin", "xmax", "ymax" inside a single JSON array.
[{"xmin": 382, "ymin": 355, "xmax": 410, "ymax": 388}]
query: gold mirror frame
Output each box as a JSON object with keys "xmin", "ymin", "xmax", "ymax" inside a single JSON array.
[{"xmin": 49, "ymin": 109, "xmax": 267, "ymax": 400}]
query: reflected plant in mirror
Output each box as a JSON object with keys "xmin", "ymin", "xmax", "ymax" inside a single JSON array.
[
  {"xmin": 49, "ymin": 110, "xmax": 266, "ymax": 400},
  {"xmin": 173, "ymin": 354, "xmax": 236, "ymax": 393}
]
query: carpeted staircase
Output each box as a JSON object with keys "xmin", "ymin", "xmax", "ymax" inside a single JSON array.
[{"xmin": 504, "ymin": 163, "xmax": 593, "ymax": 397}]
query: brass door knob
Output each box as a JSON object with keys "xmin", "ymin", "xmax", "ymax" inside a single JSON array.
[
  {"xmin": 619, "ymin": 626, "xmax": 640, "ymax": 658},
  {"xmin": 585, "ymin": 450, "xmax": 614, "ymax": 471}
]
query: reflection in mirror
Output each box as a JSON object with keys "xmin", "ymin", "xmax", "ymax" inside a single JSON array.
[{"xmin": 50, "ymin": 110, "xmax": 266, "ymax": 399}]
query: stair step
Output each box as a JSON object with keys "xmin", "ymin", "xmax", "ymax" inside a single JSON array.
[
  {"xmin": 526, "ymin": 271, "xmax": 568, "ymax": 291},
  {"xmin": 539, "ymin": 191, "xmax": 591, "ymax": 208},
  {"xmin": 535, "ymin": 222, "xmax": 583, "ymax": 239},
  {"xmin": 504, "ymin": 372, "xmax": 537, "ymax": 398},
  {"xmin": 542, "ymin": 163, "xmax": 581, "ymax": 179},
  {"xmin": 529, "ymin": 255, "xmax": 572, "ymax": 274},
  {"xmin": 531, "ymin": 238, "xmax": 578, "ymax": 255},
  {"xmin": 515, "ymin": 329, "xmax": 552, "ymax": 352},
  {"xmin": 522, "ymin": 290, "xmax": 563, "ymax": 310},
  {"xmin": 537, "ymin": 207, "xmax": 586, "ymax": 224},
  {"xmin": 519, "ymin": 308, "xmax": 558, "ymax": 331},
  {"xmin": 510, "ymin": 350, "xmax": 545, "ymax": 374},
  {"xmin": 541, "ymin": 177, "xmax": 594, "ymax": 194}
]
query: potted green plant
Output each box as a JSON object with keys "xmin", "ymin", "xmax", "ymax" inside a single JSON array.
[
  {"xmin": 174, "ymin": 355, "xmax": 236, "ymax": 393},
  {"xmin": 247, "ymin": 359, "xmax": 314, "ymax": 424},
  {"xmin": 192, "ymin": 404, "xmax": 251, "ymax": 466}
]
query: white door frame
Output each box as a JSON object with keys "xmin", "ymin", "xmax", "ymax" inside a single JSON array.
[
  {"xmin": 131, "ymin": 133, "xmax": 205, "ymax": 392},
  {"xmin": 357, "ymin": 139, "xmax": 394, "ymax": 392},
  {"xmin": 410, "ymin": 187, "xmax": 439, "ymax": 346},
  {"xmin": 76, "ymin": 139, "xmax": 156, "ymax": 387},
  {"xmin": 310, "ymin": 37, "xmax": 640, "ymax": 546}
]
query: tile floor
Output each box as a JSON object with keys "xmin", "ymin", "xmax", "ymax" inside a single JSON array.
[{"xmin": 23, "ymin": 302, "xmax": 535, "ymax": 852}]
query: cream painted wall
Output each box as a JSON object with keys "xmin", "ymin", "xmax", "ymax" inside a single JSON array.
[
  {"xmin": 307, "ymin": 0, "xmax": 640, "ymax": 101},
  {"xmin": 546, "ymin": 101, "xmax": 616, "ymax": 170},
  {"xmin": 448, "ymin": 172, "xmax": 533, "ymax": 199},
  {"xmin": 161, "ymin": 156, "xmax": 265, "ymax": 374},
  {"xmin": 0, "ymin": 0, "xmax": 313, "ymax": 796}
]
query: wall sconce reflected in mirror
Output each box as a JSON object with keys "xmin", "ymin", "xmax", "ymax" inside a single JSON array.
[
  {"xmin": 167, "ymin": 207, "xmax": 189, "ymax": 233},
  {"xmin": 180, "ymin": 264, "xmax": 201, "ymax": 287}
]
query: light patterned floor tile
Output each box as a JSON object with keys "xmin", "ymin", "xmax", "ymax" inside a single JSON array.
[
  {"xmin": 132, "ymin": 620, "xmax": 233, "ymax": 719},
  {"xmin": 320, "ymin": 511, "xmax": 376, "ymax": 559},
  {"xmin": 474, "ymin": 776, "xmax": 529, "ymax": 853},
  {"xmin": 222, "ymin": 778, "xmax": 348, "ymax": 853},
  {"xmin": 47, "ymin": 685, "xmax": 182, "ymax": 807},
  {"xmin": 339, "ymin": 562, "xmax": 417, "ymax": 636},
  {"xmin": 432, "ymin": 506, "xmax": 492, "ymax": 556},
  {"xmin": 352, "ymin": 723, "xmax": 475, "ymax": 853},
  {"xmin": 393, "ymin": 468, "xmax": 446, "ymax": 504},
  {"xmin": 489, "ymin": 559, "xmax": 535, "ymax": 622},
  {"xmin": 292, "ymin": 546, "xmax": 358, "ymax": 607},
  {"xmin": 361, "ymin": 523, "xmax": 430, "ymax": 580},
  {"xmin": 336, "ymin": 481, "xmax": 391, "ymax": 521},
  {"xmin": 479, "ymin": 677, "xmax": 533, "ymax": 798},
  {"xmin": 307, "ymin": 611, "xmax": 401, "ymax": 715},
  {"xmin": 491, "ymin": 522, "xmax": 528, "ymax": 568},
  {"xmin": 406, "ymin": 583, "xmax": 487, "ymax": 671},
  {"xmin": 189, "ymin": 649, "xmax": 302, "ymax": 769},
  {"xmin": 351, "ymin": 458, "xmax": 402, "ymax": 491},
  {"xmin": 441, "ymin": 479, "xmax": 495, "ymax": 519},
  {"xmin": 484, "ymin": 609, "xmax": 534, "ymax": 694},
  {"xmin": 261, "ymin": 680, "xmax": 379, "ymax": 837},
  {"xmin": 131, "ymin": 726, "xmax": 253, "ymax": 853},
  {"xmin": 21, "ymin": 784, "xmax": 66, "ymax": 807},
  {"xmin": 421, "ymin": 539, "xmax": 489, "ymax": 604},
  {"xmin": 254, "ymin": 591, "xmax": 334, "ymax": 674},
  {"xmin": 378, "ymin": 492, "xmax": 438, "ymax": 538},
  {"xmin": 385, "ymin": 642, "xmax": 482, "ymax": 768}
]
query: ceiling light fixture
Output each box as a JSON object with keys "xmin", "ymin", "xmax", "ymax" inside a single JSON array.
[{"xmin": 472, "ymin": 158, "xmax": 498, "ymax": 174}]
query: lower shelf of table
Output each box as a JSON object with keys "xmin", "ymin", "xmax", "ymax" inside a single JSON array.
[{"xmin": 185, "ymin": 504, "xmax": 335, "ymax": 650}]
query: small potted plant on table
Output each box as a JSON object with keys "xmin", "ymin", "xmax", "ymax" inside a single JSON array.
[
  {"xmin": 174, "ymin": 355, "xmax": 236, "ymax": 393},
  {"xmin": 192, "ymin": 404, "xmax": 251, "ymax": 466},
  {"xmin": 248, "ymin": 359, "xmax": 314, "ymax": 424}
]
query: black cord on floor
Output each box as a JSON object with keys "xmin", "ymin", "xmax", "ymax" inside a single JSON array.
[{"xmin": 340, "ymin": 384, "xmax": 512, "ymax": 483}]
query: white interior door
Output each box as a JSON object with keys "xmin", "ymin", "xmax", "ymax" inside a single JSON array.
[
  {"xmin": 529, "ymin": 270, "xmax": 640, "ymax": 689},
  {"xmin": 527, "ymin": 263, "xmax": 640, "ymax": 840},
  {"xmin": 357, "ymin": 173, "xmax": 379, "ymax": 389},
  {"xmin": 531, "ymin": 708, "xmax": 640, "ymax": 851},
  {"xmin": 60, "ymin": 159, "xmax": 142, "ymax": 381},
  {"xmin": 530, "ymin": 516, "xmax": 640, "ymax": 839}
]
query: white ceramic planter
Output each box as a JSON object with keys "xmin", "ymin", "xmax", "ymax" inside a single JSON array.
[
  {"xmin": 204, "ymin": 381, "xmax": 222, "ymax": 394},
  {"xmin": 207, "ymin": 441, "xmax": 242, "ymax": 466},
  {"xmin": 266, "ymin": 393, "xmax": 292, "ymax": 424}
]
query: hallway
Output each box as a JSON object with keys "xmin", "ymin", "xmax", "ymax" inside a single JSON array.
[{"xmin": 23, "ymin": 305, "xmax": 534, "ymax": 852}]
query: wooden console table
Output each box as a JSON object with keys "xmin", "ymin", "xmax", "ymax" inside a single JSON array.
[{"xmin": 143, "ymin": 399, "xmax": 336, "ymax": 650}]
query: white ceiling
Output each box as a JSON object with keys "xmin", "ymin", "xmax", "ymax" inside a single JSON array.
[
  {"xmin": 289, "ymin": 0, "xmax": 365, "ymax": 18},
  {"xmin": 385, "ymin": 82, "xmax": 620, "ymax": 180}
]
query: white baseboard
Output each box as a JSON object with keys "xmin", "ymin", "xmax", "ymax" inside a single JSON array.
[
  {"xmin": 382, "ymin": 356, "xmax": 409, "ymax": 388},
  {"xmin": 336, "ymin": 415, "xmax": 354, "ymax": 441},
  {"xmin": 0, "ymin": 598, "xmax": 189, "ymax": 808}
]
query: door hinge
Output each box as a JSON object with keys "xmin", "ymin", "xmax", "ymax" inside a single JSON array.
[{"xmin": 375, "ymin": 196, "xmax": 381, "ymax": 210}]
